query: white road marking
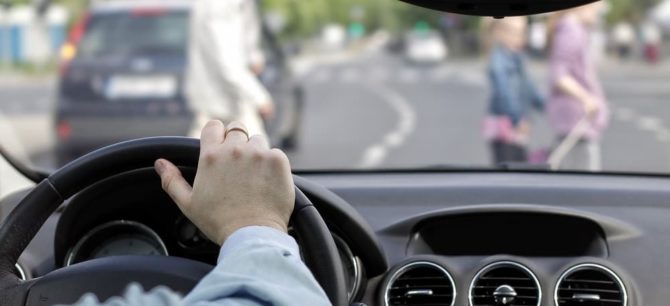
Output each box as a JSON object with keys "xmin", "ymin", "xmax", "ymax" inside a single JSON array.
[
  {"xmin": 657, "ymin": 129, "xmax": 670, "ymax": 142},
  {"xmin": 384, "ymin": 133, "xmax": 403, "ymax": 147},
  {"xmin": 457, "ymin": 71, "xmax": 486, "ymax": 86},
  {"xmin": 360, "ymin": 145, "xmax": 387, "ymax": 167},
  {"xmin": 638, "ymin": 116, "xmax": 662, "ymax": 131},
  {"xmin": 358, "ymin": 83, "xmax": 416, "ymax": 168},
  {"xmin": 430, "ymin": 66, "xmax": 453, "ymax": 81}
]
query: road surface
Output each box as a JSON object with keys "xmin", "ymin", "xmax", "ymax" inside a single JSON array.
[
  {"xmin": 289, "ymin": 50, "xmax": 670, "ymax": 173},
  {"xmin": 1, "ymin": 50, "xmax": 670, "ymax": 176}
]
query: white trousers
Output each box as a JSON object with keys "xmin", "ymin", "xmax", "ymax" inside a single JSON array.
[{"xmin": 558, "ymin": 139, "xmax": 602, "ymax": 172}]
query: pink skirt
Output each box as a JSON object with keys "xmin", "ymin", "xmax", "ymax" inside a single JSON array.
[{"xmin": 482, "ymin": 116, "xmax": 528, "ymax": 145}]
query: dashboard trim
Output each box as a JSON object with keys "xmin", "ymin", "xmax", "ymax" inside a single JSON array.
[
  {"xmin": 332, "ymin": 233, "xmax": 363, "ymax": 302},
  {"xmin": 14, "ymin": 263, "xmax": 26, "ymax": 281},
  {"xmin": 554, "ymin": 263, "xmax": 628, "ymax": 306},
  {"xmin": 383, "ymin": 260, "xmax": 456, "ymax": 306}
]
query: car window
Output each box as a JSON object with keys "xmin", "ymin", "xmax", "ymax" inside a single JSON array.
[{"xmin": 79, "ymin": 11, "xmax": 188, "ymax": 57}]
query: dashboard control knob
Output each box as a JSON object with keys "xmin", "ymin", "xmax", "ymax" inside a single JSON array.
[{"xmin": 493, "ymin": 284, "xmax": 517, "ymax": 305}]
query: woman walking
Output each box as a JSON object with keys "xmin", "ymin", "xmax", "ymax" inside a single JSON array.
[{"xmin": 547, "ymin": 3, "xmax": 608, "ymax": 171}]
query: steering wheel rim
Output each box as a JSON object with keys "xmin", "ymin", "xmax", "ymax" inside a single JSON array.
[{"xmin": 0, "ymin": 137, "xmax": 347, "ymax": 306}]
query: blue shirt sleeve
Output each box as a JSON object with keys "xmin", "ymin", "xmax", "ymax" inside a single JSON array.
[
  {"xmin": 66, "ymin": 226, "xmax": 332, "ymax": 306},
  {"xmin": 183, "ymin": 226, "xmax": 331, "ymax": 306}
]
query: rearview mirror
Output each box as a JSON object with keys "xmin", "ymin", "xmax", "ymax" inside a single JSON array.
[{"xmin": 400, "ymin": 0, "xmax": 599, "ymax": 17}]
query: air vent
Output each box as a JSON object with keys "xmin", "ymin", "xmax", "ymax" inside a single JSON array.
[
  {"xmin": 14, "ymin": 263, "xmax": 26, "ymax": 280},
  {"xmin": 555, "ymin": 263, "xmax": 627, "ymax": 306},
  {"xmin": 470, "ymin": 261, "xmax": 541, "ymax": 306},
  {"xmin": 385, "ymin": 261, "xmax": 456, "ymax": 306}
]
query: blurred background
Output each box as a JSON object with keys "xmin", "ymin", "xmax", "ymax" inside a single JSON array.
[{"xmin": 1, "ymin": 0, "xmax": 670, "ymax": 194}]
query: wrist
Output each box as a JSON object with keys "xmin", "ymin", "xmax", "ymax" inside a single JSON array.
[
  {"xmin": 217, "ymin": 225, "xmax": 299, "ymax": 264},
  {"xmin": 578, "ymin": 92, "xmax": 594, "ymax": 104},
  {"xmin": 216, "ymin": 218, "xmax": 288, "ymax": 245}
]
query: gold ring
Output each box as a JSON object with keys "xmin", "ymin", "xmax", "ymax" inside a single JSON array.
[{"xmin": 225, "ymin": 127, "xmax": 249, "ymax": 140}]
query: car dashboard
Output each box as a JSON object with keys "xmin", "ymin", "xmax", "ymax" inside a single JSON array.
[{"xmin": 2, "ymin": 169, "xmax": 670, "ymax": 305}]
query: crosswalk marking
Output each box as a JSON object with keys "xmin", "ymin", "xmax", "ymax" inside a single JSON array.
[
  {"xmin": 305, "ymin": 66, "xmax": 484, "ymax": 85},
  {"xmin": 430, "ymin": 66, "xmax": 454, "ymax": 80},
  {"xmin": 638, "ymin": 116, "xmax": 662, "ymax": 131}
]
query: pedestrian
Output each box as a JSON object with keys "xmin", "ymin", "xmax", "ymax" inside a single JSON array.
[
  {"xmin": 641, "ymin": 21, "xmax": 662, "ymax": 64},
  {"xmin": 546, "ymin": 2, "xmax": 608, "ymax": 171},
  {"xmin": 611, "ymin": 22, "xmax": 636, "ymax": 59},
  {"xmin": 482, "ymin": 17, "xmax": 545, "ymax": 165},
  {"xmin": 528, "ymin": 20, "xmax": 548, "ymax": 58},
  {"xmin": 186, "ymin": 0, "xmax": 275, "ymax": 138}
]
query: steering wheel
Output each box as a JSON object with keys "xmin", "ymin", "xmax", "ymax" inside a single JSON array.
[{"xmin": 0, "ymin": 137, "xmax": 347, "ymax": 306}]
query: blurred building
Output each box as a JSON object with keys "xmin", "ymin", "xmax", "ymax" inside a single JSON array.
[{"xmin": 0, "ymin": 4, "xmax": 69, "ymax": 65}]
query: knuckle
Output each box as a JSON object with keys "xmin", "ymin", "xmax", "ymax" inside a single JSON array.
[
  {"xmin": 230, "ymin": 145, "xmax": 244, "ymax": 159},
  {"xmin": 202, "ymin": 150, "xmax": 218, "ymax": 165},
  {"xmin": 269, "ymin": 149, "xmax": 289, "ymax": 164},
  {"xmin": 249, "ymin": 135, "xmax": 264, "ymax": 144},
  {"xmin": 205, "ymin": 119, "xmax": 223, "ymax": 128},
  {"xmin": 251, "ymin": 149, "xmax": 265, "ymax": 161}
]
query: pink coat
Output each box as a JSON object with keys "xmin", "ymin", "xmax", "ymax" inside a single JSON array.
[{"xmin": 547, "ymin": 16, "xmax": 609, "ymax": 140}]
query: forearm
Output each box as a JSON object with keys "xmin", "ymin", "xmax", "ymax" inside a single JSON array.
[
  {"xmin": 66, "ymin": 227, "xmax": 330, "ymax": 306},
  {"xmin": 183, "ymin": 226, "xmax": 331, "ymax": 306},
  {"xmin": 556, "ymin": 75, "xmax": 591, "ymax": 105}
]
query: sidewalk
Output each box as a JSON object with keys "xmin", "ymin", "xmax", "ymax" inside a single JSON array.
[
  {"xmin": 599, "ymin": 58, "xmax": 670, "ymax": 78},
  {"xmin": 0, "ymin": 73, "xmax": 55, "ymax": 87}
]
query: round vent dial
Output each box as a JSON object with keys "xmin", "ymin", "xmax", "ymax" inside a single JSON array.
[
  {"xmin": 469, "ymin": 261, "xmax": 541, "ymax": 306},
  {"xmin": 384, "ymin": 261, "xmax": 456, "ymax": 306},
  {"xmin": 555, "ymin": 263, "xmax": 627, "ymax": 306}
]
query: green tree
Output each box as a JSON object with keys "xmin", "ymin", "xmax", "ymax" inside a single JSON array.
[{"xmin": 607, "ymin": 0, "xmax": 662, "ymax": 23}]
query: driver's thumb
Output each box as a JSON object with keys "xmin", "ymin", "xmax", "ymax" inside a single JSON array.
[{"xmin": 155, "ymin": 159, "xmax": 193, "ymax": 210}]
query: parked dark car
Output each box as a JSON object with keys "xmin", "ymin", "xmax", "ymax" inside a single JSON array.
[{"xmin": 54, "ymin": 0, "xmax": 303, "ymax": 166}]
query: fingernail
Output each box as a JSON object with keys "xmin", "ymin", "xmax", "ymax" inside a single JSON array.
[{"xmin": 155, "ymin": 159, "xmax": 166, "ymax": 176}]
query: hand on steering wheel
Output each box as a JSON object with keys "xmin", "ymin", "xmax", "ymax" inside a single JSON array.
[
  {"xmin": 155, "ymin": 121, "xmax": 293, "ymax": 245},
  {"xmin": 0, "ymin": 133, "xmax": 347, "ymax": 306}
]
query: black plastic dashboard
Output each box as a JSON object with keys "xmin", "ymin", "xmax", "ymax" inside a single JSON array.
[
  {"xmin": 3, "ymin": 170, "xmax": 670, "ymax": 305},
  {"xmin": 302, "ymin": 171, "xmax": 669, "ymax": 306}
]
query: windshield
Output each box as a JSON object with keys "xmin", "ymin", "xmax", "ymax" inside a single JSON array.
[{"xmin": 0, "ymin": 0, "xmax": 668, "ymax": 186}]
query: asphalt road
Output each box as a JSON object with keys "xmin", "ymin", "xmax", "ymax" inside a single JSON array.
[
  {"xmin": 289, "ymin": 50, "xmax": 670, "ymax": 173},
  {"xmin": 2, "ymin": 50, "xmax": 670, "ymax": 175}
]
